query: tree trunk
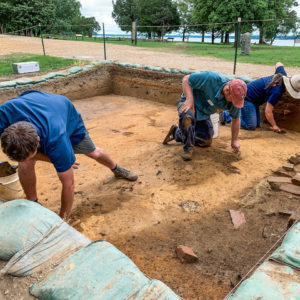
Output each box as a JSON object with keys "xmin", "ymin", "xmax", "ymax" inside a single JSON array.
[
  {"xmin": 202, "ymin": 29, "xmax": 205, "ymax": 42},
  {"xmin": 225, "ymin": 32, "xmax": 230, "ymax": 43},
  {"xmin": 182, "ymin": 27, "xmax": 186, "ymax": 42},
  {"xmin": 221, "ymin": 31, "xmax": 224, "ymax": 43},
  {"xmin": 259, "ymin": 27, "xmax": 264, "ymax": 44},
  {"xmin": 211, "ymin": 30, "xmax": 215, "ymax": 44}
]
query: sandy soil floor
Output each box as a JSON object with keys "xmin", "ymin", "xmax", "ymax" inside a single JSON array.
[
  {"xmin": 1, "ymin": 95, "xmax": 300, "ymax": 299},
  {"xmin": 1, "ymin": 35, "xmax": 300, "ymax": 79}
]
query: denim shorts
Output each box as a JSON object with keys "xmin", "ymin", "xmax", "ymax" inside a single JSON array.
[{"xmin": 73, "ymin": 131, "xmax": 96, "ymax": 154}]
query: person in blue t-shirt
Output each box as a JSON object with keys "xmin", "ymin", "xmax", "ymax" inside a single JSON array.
[
  {"xmin": 162, "ymin": 71, "xmax": 247, "ymax": 161},
  {"xmin": 220, "ymin": 62, "xmax": 300, "ymax": 133},
  {"xmin": 0, "ymin": 90, "xmax": 138, "ymax": 219}
]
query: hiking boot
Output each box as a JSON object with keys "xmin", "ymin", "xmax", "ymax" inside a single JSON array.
[
  {"xmin": 162, "ymin": 124, "xmax": 177, "ymax": 144},
  {"xmin": 181, "ymin": 150, "xmax": 193, "ymax": 161},
  {"xmin": 112, "ymin": 165, "xmax": 138, "ymax": 181}
]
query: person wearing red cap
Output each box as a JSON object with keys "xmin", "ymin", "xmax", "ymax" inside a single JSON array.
[
  {"xmin": 220, "ymin": 62, "xmax": 296, "ymax": 133},
  {"xmin": 162, "ymin": 71, "xmax": 247, "ymax": 160}
]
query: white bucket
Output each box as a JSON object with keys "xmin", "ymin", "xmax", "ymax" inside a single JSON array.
[
  {"xmin": 210, "ymin": 113, "xmax": 219, "ymax": 138},
  {"xmin": 0, "ymin": 172, "xmax": 23, "ymax": 201}
]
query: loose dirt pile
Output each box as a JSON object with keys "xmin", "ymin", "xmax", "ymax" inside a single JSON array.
[{"xmin": 1, "ymin": 95, "xmax": 300, "ymax": 299}]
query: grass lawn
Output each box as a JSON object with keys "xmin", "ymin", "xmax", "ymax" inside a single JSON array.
[
  {"xmin": 0, "ymin": 53, "xmax": 82, "ymax": 76},
  {"xmin": 50, "ymin": 35, "xmax": 300, "ymax": 67}
]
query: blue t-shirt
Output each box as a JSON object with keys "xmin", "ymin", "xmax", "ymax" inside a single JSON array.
[
  {"xmin": 245, "ymin": 66, "xmax": 287, "ymax": 107},
  {"xmin": 0, "ymin": 90, "xmax": 86, "ymax": 172},
  {"xmin": 188, "ymin": 72, "xmax": 241, "ymax": 121}
]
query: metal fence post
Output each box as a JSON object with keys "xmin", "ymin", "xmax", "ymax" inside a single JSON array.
[
  {"xmin": 102, "ymin": 23, "xmax": 107, "ymax": 60},
  {"xmin": 39, "ymin": 23, "xmax": 46, "ymax": 56},
  {"xmin": 233, "ymin": 17, "xmax": 241, "ymax": 74}
]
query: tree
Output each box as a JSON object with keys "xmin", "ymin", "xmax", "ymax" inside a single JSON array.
[
  {"xmin": 137, "ymin": 0, "xmax": 180, "ymax": 39},
  {"xmin": 112, "ymin": 0, "xmax": 138, "ymax": 33},
  {"xmin": 175, "ymin": 0, "xmax": 194, "ymax": 42},
  {"xmin": 72, "ymin": 16, "xmax": 101, "ymax": 37},
  {"xmin": 0, "ymin": 2, "xmax": 13, "ymax": 33}
]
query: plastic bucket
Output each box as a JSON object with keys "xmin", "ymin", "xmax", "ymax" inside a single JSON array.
[
  {"xmin": 210, "ymin": 113, "xmax": 219, "ymax": 138},
  {"xmin": 0, "ymin": 172, "xmax": 23, "ymax": 201}
]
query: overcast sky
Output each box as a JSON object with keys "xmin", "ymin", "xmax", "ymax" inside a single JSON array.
[{"xmin": 79, "ymin": 0, "xmax": 300, "ymax": 34}]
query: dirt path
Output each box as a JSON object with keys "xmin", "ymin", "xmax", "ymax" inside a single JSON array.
[
  {"xmin": 1, "ymin": 95, "xmax": 300, "ymax": 299},
  {"xmin": 1, "ymin": 35, "xmax": 300, "ymax": 79}
]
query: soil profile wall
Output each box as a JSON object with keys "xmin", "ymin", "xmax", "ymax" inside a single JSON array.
[{"xmin": 0, "ymin": 64, "xmax": 299, "ymax": 132}]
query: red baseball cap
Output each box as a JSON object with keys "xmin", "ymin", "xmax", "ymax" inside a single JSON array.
[{"xmin": 228, "ymin": 79, "xmax": 247, "ymax": 108}]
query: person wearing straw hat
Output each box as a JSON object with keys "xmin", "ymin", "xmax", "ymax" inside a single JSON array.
[
  {"xmin": 220, "ymin": 62, "xmax": 299, "ymax": 133},
  {"xmin": 0, "ymin": 90, "xmax": 138, "ymax": 220},
  {"xmin": 162, "ymin": 71, "xmax": 247, "ymax": 161}
]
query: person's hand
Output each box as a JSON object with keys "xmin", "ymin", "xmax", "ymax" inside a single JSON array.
[
  {"xmin": 231, "ymin": 140, "xmax": 240, "ymax": 152},
  {"xmin": 271, "ymin": 125, "xmax": 281, "ymax": 133},
  {"xmin": 72, "ymin": 161, "xmax": 80, "ymax": 169},
  {"xmin": 179, "ymin": 99, "xmax": 194, "ymax": 113}
]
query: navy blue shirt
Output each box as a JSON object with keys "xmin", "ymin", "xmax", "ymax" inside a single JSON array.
[
  {"xmin": 188, "ymin": 72, "xmax": 241, "ymax": 121},
  {"xmin": 245, "ymin": 66, "xmax": 287, "ymax": 107},
  {"xmin": 0, "ymin": 90, "xmax": 86, "ymax": 172}
]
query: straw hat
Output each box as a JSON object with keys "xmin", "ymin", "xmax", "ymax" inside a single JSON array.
[{"xmin": 283, "ymin": 75, "xmax": 300, "ymax": 99}]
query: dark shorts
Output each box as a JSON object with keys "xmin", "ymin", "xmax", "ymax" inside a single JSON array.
[{"xmin": 73, "ymin": 131, "xmax": 96, "ymax": 154}]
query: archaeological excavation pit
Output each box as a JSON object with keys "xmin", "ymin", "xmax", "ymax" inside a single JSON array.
[{"xmin": 0, "ymin": 64, "xmax": 300, "ymax": 299}]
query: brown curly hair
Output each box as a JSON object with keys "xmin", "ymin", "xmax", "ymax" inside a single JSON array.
[{"xmin": 1, "ymin": 122, "xmax": 39, "ymax": 162}]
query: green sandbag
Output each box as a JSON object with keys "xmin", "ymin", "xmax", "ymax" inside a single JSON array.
[
  {"xmin": 227, "ymin": 261, "xmax": 300, "ymax": 300},
  {"xmin": 0, "ymin": 199, "xmax": 61, "ymax": 261},
  {"xmin": 237, "ymin": 75, "xmax": 253, "ymax": 83},
  {"xmin": 0, "ymin": 81, "xmax": 16, "ymax": 88},
  {"xmin": 42, "ymin": 72, "xmax": 66, "ymax": 80},
  {"xmin": 180, "ymin": 68, "xmax": 192, "ymax": 74},
  {"xmin": 67, "ymin": 66, "xmax": 83, "ymax": 75},
  {"xmin": 151, "ymin": 66, "xmax": 163, "ymax": 72},
  {"xmin": 171, "ymin": 69, "xmax": 180, "ymax": 74},
  {"xmin": 270, "ymin": 221, "xmax": 300, "ymax": 270},
  {"xmin": 162, "ymin": 67, "xmax": 171, "ymax": 73},
  {"xmin": 118, "ymin": 62, "xmax": 131, "ymax": 67},
  {"xmin": 83, "ymin": 64, "xmax": 94, "ymax": 70},
  {"xmin": 15, "ymin": 78, "xmax": 34, "ymax": 85}
]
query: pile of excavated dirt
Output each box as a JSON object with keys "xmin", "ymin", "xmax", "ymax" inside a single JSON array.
[{"xmin": 1, "ymin": 94, "xmax": 300, "ymax": 299}]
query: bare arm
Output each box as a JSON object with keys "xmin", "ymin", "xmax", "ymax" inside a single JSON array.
[
  {"xmin": 57, "ymin": 168, "xmax": 75, "ymax": 220},
  {"xmin": 265, "ymin": 102, "xmax": 281, "ymax": 132},
  {"xmin": 231, "ymin": 117, "xmax": 241, "ymax": 152},
  {"xmin": 180, "ymin": 75, "xmax": 195, "ymax": 113}
]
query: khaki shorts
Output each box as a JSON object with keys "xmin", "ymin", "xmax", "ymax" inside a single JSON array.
[{"xmin": 73, "ymin": 131, "xmax": 96, "ymax": 154}]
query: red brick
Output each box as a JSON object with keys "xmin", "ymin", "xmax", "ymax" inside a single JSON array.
[
  {"xmin": 273, "ymin": 168, "xmax": 295, "ymax": 178},
  {"xmin": 292, "ymin": 173, "xmax": 300, "ymax": 186},
  {"xmin": 229, "ymin": 210, "xmax": 246, "ymax": 229},
  {"xmin": 267, "ymin": 176, "xmax": 292, "ymax": 190},
  {"xmin": 289, "ymin": 156, "xmax": 300, "ymax": 165},
  {"xmin": 283, "ymin": 163, "xmax": 294, "ymax": 172},
  {"xmin": 280, "ymin": 183, "xmax": 300, "ymax": 196},
  {"xmin": 176, "ymin": 245, "xmax": 198, "ymax": 263}
]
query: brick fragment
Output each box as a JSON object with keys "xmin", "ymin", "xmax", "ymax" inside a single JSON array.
[
  {"xmin": 267, "ymin": 176, "xmax": 292, "ymax": 190},
  {"xmin": 292, "ymin": 173, "xmax": 300, "ymax": 186},
  {"xmin": 283, "ymin": 163, "xmax": 294, "ymax": 172},
  {"xmin": 280, "ymin": 183, "xmax": 300, "ymax": 196},
  {"xmin": 273, "ymin": 168, "xmax": 295, "ymax": 178},
  {"xmin": 296, "ymin": 165, "xmax": 300, "ymax": 173},
  {"xmin": 176, "ymin": 245, "xmax": 199, "ymax": 263},
  {"xmin": 289, "ymin": 156, "xmax": 300, "ymax": 165},
  {"xmin": 229, "ymin": 210, "xmax": 246, "ymax": 229}
]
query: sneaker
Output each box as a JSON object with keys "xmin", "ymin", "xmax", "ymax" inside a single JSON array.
[
  {"xmin": 162, "ymin": 124, "xmax": 177, "ymax": 144},
  {"xmin": 112, "ymin": 165, "xmax": 138, "ymax": 181},
  {"xmin": 181, "ymin": 150, "xmax": 193, "ymax": 161}
]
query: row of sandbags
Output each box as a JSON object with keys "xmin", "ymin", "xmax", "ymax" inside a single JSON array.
[
  {"xmin": 0, "ymin": 199, "xmax": 181, "ymax": 299},
  {"xmin": 0, "ymin": 59, "xmax": 253, "ymax": 90},
  {"xmin": 226, "ymin": 221, "xmax": 300, "ymax": 299}
]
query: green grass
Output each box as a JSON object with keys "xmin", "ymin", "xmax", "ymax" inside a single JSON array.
[
  {"xmin": 51, "ymin": 35, "xmax": 299, "ymax": 67},
  {"xmin": 0, "ymin": 53, "xmax": 82, "ymax": 76}
]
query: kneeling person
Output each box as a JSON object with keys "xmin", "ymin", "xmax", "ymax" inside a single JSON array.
[
  {"xmin": 163, "ymin": 72, "xmax": 247, "ymax": 160},
  {"xmin": 0, "ymin": 90, "xmax": 138, "ymax": 219}
]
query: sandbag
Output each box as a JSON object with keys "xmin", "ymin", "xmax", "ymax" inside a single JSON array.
[
  {"xmin": 0, "ymin": 199, "xmax": 61, "ymax": 261},
  {"xmin": 1, "ymin": 221, "xmax": 90, "ymax": 277},
  {"xmin": 132, "ymin": 279, "xmax": 181, "ymax": 300},
  {"xmin": 270, "ymin": 221, "xmax": 300, "ymax": 270},
  {"xmin": 14, "ymin": 78, "xmax": 34, "ymax": 85},
  {"xmin": 179, "ymin": 68, "xmax": 192, "ymax": 75},
  {"xmin": 226, "ymin": 261, "xmax": 300, "ymax": 300},
  {"xmin": 0, "ymin": 81, "xmax": 16, "ymax": 88},
  {"xmin": 67, "ymin": 67, "xmax": 83, "ymax": 75},
  {"xmin": 30, "ymin": 241, "xmax": 151, "ymax": 300}
]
